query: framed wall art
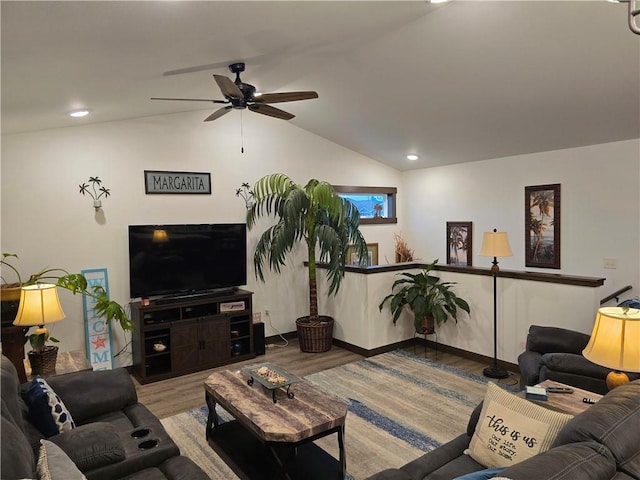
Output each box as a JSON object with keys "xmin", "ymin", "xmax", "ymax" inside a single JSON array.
[
  {"xmin": 446, "ymin": 221, "xmax": 472, "ymax": 266},
  {"xmin": 525, "ymin": 183, "xmax": 560, "ymax": 269},
  {"xmin": 346, "ymin": 243, "xmax": 379, "ymax": 267}
]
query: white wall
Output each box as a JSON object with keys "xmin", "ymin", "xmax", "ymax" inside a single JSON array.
[
  {"xmin": 402, "ymin": 139, "xmax": 640, "ymax": 337},
  {"xmin": 321, "ymin": 267, "xmax": 602, "ymax": 364},
  {"xmin": 1, "ymin": 110, "xmax": 403, "ymax": 366},
  {"xmin": 2, "ymin": 109, "xmax": 638, "ymax": 368}
]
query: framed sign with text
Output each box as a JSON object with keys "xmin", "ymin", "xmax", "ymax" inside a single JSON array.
[{"xmin": 144, "ymin": 170, "xmax": 211, "ymax": 194}]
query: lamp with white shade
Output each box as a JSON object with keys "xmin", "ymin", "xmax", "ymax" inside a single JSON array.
[
  {"xmin": 13, "ymin": 283, "xmax": 66, "ymax": 375},
  {"xmin": 479, "ymin": 229, "xmax": 513, "ymax": 379},
  {"xmin": 582, "ymin": 306, "xmax": 640, "ymax": 390}
]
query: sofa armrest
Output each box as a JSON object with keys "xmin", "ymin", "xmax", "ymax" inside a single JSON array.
[
  {"xmin": 400, "ymin": 434, "xmax": 473, "ymax": 479},
  {"xmin": 49, "ymin": 422, "xmax": 125, "ymax": 472},
  {"xmin": 541, "ymin": 353, "xmax": 610, "ymax": 379},
  {"xmin": 499, "ymin": 442, "xmax": 616, "ymax": 480},
  {"xmin": 518, "ymin": 351, "xmax": 544, "ymax": 389},
  {"xmin": 46, "ymin": 368, "xmax": 137, "ymax": 424}
]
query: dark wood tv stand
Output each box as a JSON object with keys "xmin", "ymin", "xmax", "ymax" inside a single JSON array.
[{"xmin": 131, "ymin": 289, "xmax": 255, "ymax": 384}]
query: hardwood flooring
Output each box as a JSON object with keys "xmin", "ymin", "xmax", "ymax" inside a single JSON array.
[{"xmin": 134, "ymin": 338, "xmax": 520, "ymax": 419}]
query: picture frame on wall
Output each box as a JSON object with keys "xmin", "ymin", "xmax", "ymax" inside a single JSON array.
[
  {"xmin": 346, "ymin": 243, "xmax": 379, "ymax": 267},
  {"xmin": 525, "ymin": 183, "xmax": 560, "ymax": 269},
  {"xmin": 446, "ymin": 222, "xmax": 472, "ymax": 266}
]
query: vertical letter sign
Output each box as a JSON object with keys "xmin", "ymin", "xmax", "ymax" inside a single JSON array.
[{"xmin": 82, "ymin": 268, "xmax": 114, "ymax": 370}]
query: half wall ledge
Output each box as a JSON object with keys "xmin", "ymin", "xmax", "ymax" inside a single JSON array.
[{"xmin": 335, "ymin": 262, "xmax": 605, "ymax": 288}]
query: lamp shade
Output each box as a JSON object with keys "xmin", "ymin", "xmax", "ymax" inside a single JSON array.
[
  {"xmin": 583, "ymin": 307, "xmax": 640, "ymax": 373},
  {"xmin": 479, "ymin": 231, "xmax": 513, "ymax": 258},
  {"xmin": 13, "ymin": 284, "xmax": 66, "ymax": 327},
  {"xmin": 152, "ymin": 229, "xmax": 169, "ymax": 243}
]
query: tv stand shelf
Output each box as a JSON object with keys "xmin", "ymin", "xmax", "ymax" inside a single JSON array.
[{"xmin": 131, "ymin": 289, "xmax": 255, "ymax": 384}]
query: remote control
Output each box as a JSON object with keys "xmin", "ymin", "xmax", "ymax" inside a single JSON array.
[{"xmin": 547, "ymin": 386, "xmax": 574, "ymax": 393}]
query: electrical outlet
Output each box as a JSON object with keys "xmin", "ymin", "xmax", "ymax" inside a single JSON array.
[
  {"xmin": 252, "ymin": 312, "xmax": 261, "ymax": 323},
  {"xmin": 519, "ymin": 341, "xmax": 526, "ymax": 350}
]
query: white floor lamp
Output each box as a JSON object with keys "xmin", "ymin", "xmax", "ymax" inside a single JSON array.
[{"xmin": 480, "ymin": 229, "xmax": 512, "ymax": 379}]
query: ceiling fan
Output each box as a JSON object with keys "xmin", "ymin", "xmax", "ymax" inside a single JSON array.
[{"xmin": 151, "ymin": 62, "xmax": 318, "ymax": 122}]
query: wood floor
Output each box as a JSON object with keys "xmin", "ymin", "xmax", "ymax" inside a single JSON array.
[{"xmin": 134, "ymin": 338, "xmax": 520, "ymax": 419}]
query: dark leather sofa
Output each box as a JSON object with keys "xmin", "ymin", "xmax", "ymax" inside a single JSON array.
[
  {"xmin": 365, "ymin": 380, "xmax": 640, "ymax": 480},
  {"xmin": 518, "ymin": 324, "xmax": 639, "ymax": 395},
  {"xmin": 1, "ymin": 354, "xmax": 210, "ymax": 480}
]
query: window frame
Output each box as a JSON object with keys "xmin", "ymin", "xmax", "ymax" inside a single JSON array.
[{"xmin": 332, "ymin": 185, "xmax": 397, "ymax": 225}]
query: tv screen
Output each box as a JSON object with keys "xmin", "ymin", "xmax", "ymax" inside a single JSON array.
[{"xmin": 128, "ymin": 224, "xmax": 247, "ymax": 298}]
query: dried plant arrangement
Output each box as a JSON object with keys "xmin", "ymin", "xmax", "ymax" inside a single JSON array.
[{"xmin": 394, "ymin": 233, "xmax": 414, "ymax": 263}]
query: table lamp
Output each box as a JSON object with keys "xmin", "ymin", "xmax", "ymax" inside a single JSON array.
[
  {"xmin": 479, "ymin": 229, "xmax": 513, "ymax": 379},
  {"xmin": 582, "ymin": 306, "xmax": 640, "ymax": 390},
  {"xmin": 13, "ymin": 283, "xmax": 66, "ymax": 374}
]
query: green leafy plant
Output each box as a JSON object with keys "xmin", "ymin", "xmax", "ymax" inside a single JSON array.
[
  {"xmin": 27, "ymin": 326, "xmax": 59, "ymax": 353},
  {"xmin": 246, "ymin": 173, "xmax": 368, "ymax": 324},
  {"xmin": 379, "ymin": 259, "xmax": 470, "ymax": 332},
  {"xmin": 1, "ymin": 253, "xmax": 133, "ymax": 337}
]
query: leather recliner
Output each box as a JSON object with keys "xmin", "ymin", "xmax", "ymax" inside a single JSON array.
[{"xmin": 518, "ymin": 324, "xmax": 639, "ymax": 395}]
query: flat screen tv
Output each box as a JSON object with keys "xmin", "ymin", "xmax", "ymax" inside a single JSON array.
[{"xmin": 128, "ymin": 223, "xmax": 247, "ymax": 299}]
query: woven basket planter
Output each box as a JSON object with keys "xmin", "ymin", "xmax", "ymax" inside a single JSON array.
[
  {"xmin": 296, "ymin": 316, "xmax": 334, "ymax": 353},
  {"xmin": 28, "ymin": 345, "xmax": 58, "ymax": 376}
]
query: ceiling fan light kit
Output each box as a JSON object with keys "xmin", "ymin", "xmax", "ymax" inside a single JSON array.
[{"xmin": 151, "ymin": 62, "xmax": 318, "ymax": 122}]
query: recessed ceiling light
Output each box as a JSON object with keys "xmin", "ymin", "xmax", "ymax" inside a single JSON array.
[
  {"xmin": 430, "ymin": 0, "xmax": 450, "ymax": 4},
  {"xmin": 69, "ymin": 109, "xmax": 90, "ymax": 118},
  {"xmin": 406, "ymin": 154, "xmax": 419, "ymax": 161}
]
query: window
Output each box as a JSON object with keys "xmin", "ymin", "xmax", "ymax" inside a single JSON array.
[{"xmin": 333, "ymin": 186, "xmax": 397, "ymax": 225}]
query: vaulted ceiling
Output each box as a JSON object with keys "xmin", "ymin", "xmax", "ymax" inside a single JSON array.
[{"xmin": 2, "ymin": 1, "xmax": 639, "ymax": 171}]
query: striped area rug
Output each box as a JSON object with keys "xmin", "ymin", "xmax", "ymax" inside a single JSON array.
[{"xmin": 161, "ymin": 350, "xmax": 504, "ymax": 480}]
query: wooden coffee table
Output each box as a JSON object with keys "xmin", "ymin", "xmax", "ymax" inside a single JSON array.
[
  {"xmin": 531, "ymin": 380, "xmax": 603, "ymax": 415},
  {"xmin": 204, "ymin": 364, "xmax": 348, "ymax": 480}
]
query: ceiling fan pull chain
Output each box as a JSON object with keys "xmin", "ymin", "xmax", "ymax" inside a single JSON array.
[{"xmin": 240, "ymin": 111, "xmax": 245, "ymax": 154}]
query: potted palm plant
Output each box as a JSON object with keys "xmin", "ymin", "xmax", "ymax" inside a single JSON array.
[
  {"xmin": 246, "ymin": 174, "xmax": 368, "ymax": 352},
  {"xmin": 379, "ymin": 259, "xmax": 470, "ymax": 334}
]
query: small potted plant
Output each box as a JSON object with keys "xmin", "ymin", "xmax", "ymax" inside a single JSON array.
[
  {"xmin": 379, "ymin": 259, "xmax": 470, "ymax": 334},
  {"xmin": 25, "ymin": 323, "xmax": 60, "ymax": 375}
]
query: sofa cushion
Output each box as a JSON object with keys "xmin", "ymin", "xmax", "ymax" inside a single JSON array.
[
  {"xmin": 466, "ymin": 382, "xmax": 573, "ymax": 468},
  {"xmin": 49, "ymin": 422, "xmax": 125, "ymax": 472},
  {"xmin": 26, "ymin": 376, "xmax": 76, "ymax": 437},
  {"xmin": 525, "ymin": 325, "xmax": 590, "ymax": 355},
  {"xmin": 37, "ymin": 439, "xmax": 87, "ymax": 480},
  {"xmin": 553, "ymin": 380, "xmax": 640, "ymax": 478}
]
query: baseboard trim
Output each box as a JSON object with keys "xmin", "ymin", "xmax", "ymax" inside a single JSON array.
[{"xmin": 275, "ymin": 330, "xmax": 518, "ymax": 373}]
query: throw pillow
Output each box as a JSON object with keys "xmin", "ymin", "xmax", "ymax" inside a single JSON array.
[
  {"xmin": 26, "ymin": 376, "xmax": 76, "ymax": 437},
  {"xmin": 465, "ymin": 382, "xmax": 573, "ymax": 468},
  {"xmin": 37, "ymin": 439, "xmax": 87, "ymax": 480}
]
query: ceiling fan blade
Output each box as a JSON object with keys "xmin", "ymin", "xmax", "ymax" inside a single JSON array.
[
  {"xmin": 163, "ymin": 60, "xmax": 232, "ymax": 77},
  {"xmin": 204, "ymin": 106, "xmax": 233, "ymax": 122},
  {"xmin": 151, "ymin": 97, "xmax": 228, "ymax": 104},
  {"xmin": 248, "ymin": 104, "xmax": 295, "ymax": 120},
  {"xmin": 254, "ymin": 91, "xmax": 319, "ymax": 104},
  {"xmin": 213, "ymin": 74, "xmax": 244, "ymax": 99}
]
